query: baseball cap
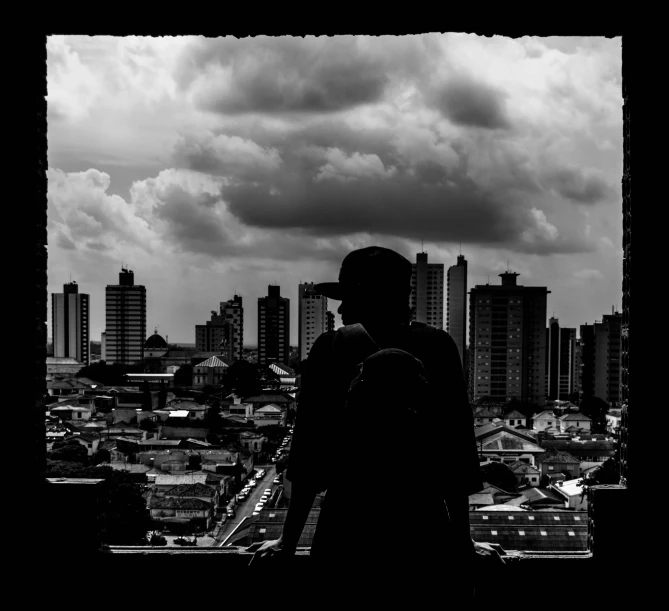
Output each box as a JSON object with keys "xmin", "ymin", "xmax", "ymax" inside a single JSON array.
[{"xmin": 315, "ymin": 246, "xmax": 412, "ymax": 301}]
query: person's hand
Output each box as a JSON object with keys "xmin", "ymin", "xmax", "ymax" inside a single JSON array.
[
  {"xmin": 473, "ymin": 540, "xmax": 507, "ymax": 565},
  {"xmin": 246, "ymin": 538, "xmax": 291, "ymax": 567}
]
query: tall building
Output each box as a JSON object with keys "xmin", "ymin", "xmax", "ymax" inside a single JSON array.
[
  {"xmin": 52, "ymin": 280, "xmax": 89, "ymax": 366},
  {"xmin": 196, "ymin": 311, "xmax": 233, "ymax": 357},
  {"xmin": 326, "ymin": 310, "xmax": 336, "ymax": 333},
  {"xmin": 572, "ymin": 338, "xmax": 583, "ymax": 397},
  {"xmin": 101, "ymin": 332, "xmax": 106, "ymax": 362},
  {"xmin": 579, "ymin": 324, "xmax": 596, "ymax": 400},
  {"xmin": 545, "ymin": 317, "xmax": 576, "ymax": 401},
  {"xmin": 298, "ymin": 283, "xmax": 328, "ymax": 362},
  {"xmin": 220, "ymin": 295, "xmax": 244, "ymax": 362},
  {"xmin": 258, "ymin": 286, "xmax": 290, "ymax": 367},
  {"xmin": 104, "ymin": 268, "xmax": 146, "ymax": 366},
  {"xmin": 595, "ymin": 312, "xmax": 622, "ymax": 406},
  {"xmin": 468, "ymin": 272, "xmax": 549, "ymax": 405},
  {"xmin": 410, "ymin": 252, "xmax": 444, "ymax": 329},
  {"xmin": 447, "ymin": 254, "xmax": 468, "ymax": 371}
]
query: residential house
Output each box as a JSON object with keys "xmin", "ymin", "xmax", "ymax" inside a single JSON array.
[
  {"xmin": 70, "ymin": 433, "xmax": 101, "ymax": 456},
  {"xmin": 243, "ymin": 393, "xmax": 296, "ymax": 413},
  {"xmin": 558, "ymin": 413, "xmax": 592, "ymax": 433},
  {"xmin": 468, "ymin": 493, "xmax": 496, "ymax": 509},
  {"xmin": 164, "ymin": 482, "xmax": 219, "ymax": 509},
  {"xmin": 49, "ymin": 405, "xmax": 93, "ymax": 422},
  {"xmin": 251, "ymin": 404, "xmax": 287, "ymax": 427},
  {"xmin": 46, "ymin": 356, "xmax": 84, "ymax": 377},
  {"xmin": 509, "ymin": 460, "xmax": 541, "ymax": 487},
  {"xmin": 474, "ymin": 409, "xmax": 499, "ymax": 426},
  {"xmin": 516, "ymin": 486, "xmax": 567, "ymax": 509},
  {"xmin": 535, "ymin": 449, "xmax": 581, "ymax": 481},
  {"xmin": 227, "ymin": 403, "xmax": 254, "ymax": 418},
  {"xmin": 539, "ymin": 438, "xmax": 616, "ymax": 473},
  {"xmin": 606, "ymin": 409, "xmax": 622, "ymax": 435},
  {"xmin": 532, "ymin": 410, "xmax": 558, "ymax": 432},
  {"xmin": 239, "ymin": 431, "xmax": 267, "ymax": 454},
  {"xmin": 504, "ymin": 411, "xmax": 528, "ymax": 428},
  {"xmin": 193, "ymin": 354, "xmax": 231, "ymax": 388},
  {"xmin": 149, "ymin": 497, "xmax": 214, "ymax": 529},
  {"xmin": 549, "ymin": 479, "xmax": 588, "ymax": 511}
]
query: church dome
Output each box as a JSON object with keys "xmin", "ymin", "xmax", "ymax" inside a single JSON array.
[{"xmin": 145, "ymin": 331, "xmax": 168, "ymax": 350}]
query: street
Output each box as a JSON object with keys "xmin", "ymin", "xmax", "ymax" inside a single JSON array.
[{"xmin": 215, "ymin": 464, "xmax": 278, "ymax": 546}]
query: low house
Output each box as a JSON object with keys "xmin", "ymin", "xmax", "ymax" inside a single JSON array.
[
  {"xmin": 251, "ymin": 404, "xmax": 287, "ymax": 427},
  {"xmin": 239, "ymin": 431, "xmax": 267, "ymax": 453},
  {"xmin": 46, "ymin": 357, "xmax": 84, "ymax": 377},
  {"xmin": 517, "ymin": 486, "xmax": 566, "ymax": 509},
  {"xmin": 192, "ymin": 355, "xmax": 230, "ymax": 388},
  {"xmin": 244, "ymin": 393, "xmax": 296, "ymax": 413},
  {"xmin": 549, "ymin": 479, "xmax": 588, "ymax": 511},
  {"xmin": 558, "ymin": 413, "xmax": 591, "ymax": 433},
  {"xmin": 532, "ymin": 410, "xmax": 558, "ymax": 432},
  {"xmin": 504, "ymin": 411, "xmax": 527, "ymax": 428},
  {"xmin": 49, "ymin": 405, "xmax": 93, "ymax": 422},
  {"xmin": 474, "ymin": 409, "xmax": 499, "ymax": 426},
  {"xmin": 164, "ymin": 482, "xmax": 219, "ymax": 509},
  {"xmin": 70, "ymin": 433, "xmax": 101, "ymax": 456},
  {"xmin": 149, "ymin": 496, "xmax": 214, "ymax": 529},
  {"xmin": 535, "ymin": 449, "xmax": 580, "ymax": 480},
  {"xmin": 539, "ymin": 438, "xmax": 616, "ymax": 473},
  {"xmin": 606, "ymin": 409, "xmax": 622, "ymax": 434},
  {"xmin": 227, "ymin": 403, "xmax": 254, "ymax": 418},
  {"xmin": 468, "ymin": 493, "xmax": 496, "ymax": 509},
  {"xmin": 509, "ymin": 461, "xmax": 541, "ymax": 487}
]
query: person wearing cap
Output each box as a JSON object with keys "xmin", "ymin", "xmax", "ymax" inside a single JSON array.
[{"xmin": 247, "ymin": 246, "xmax": 503, "ymax": 600}]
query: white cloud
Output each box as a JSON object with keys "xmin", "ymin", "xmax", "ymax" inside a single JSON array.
[{"xmin": 315, "ymin": 148, "xmax": 397, "ymax": 182}]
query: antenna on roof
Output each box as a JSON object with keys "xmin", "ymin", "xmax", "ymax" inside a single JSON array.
[
  {"xmin": 459, "ymin": 242, "xmax": 462, "ymax": 256},
  {"xmin": 421, "ymin": 239, "xmax": 424, "ymax": 253}
]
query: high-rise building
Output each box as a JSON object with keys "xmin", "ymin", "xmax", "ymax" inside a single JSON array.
[
  {"xmin": 410, "ymin": 252, "xmax": 444, "ymax": 329},
  {"xmin": 101, "ymin": 332, "xmax": 106, "ymax": 362},
  {"xmin": 545, "ymin": 317, "xmax": 576, "ymax": 401},
  {"xmin": 196, "ymin": 311, "xmax": 229, "ymax": 353},
  {"xmin": 220, "ymin": 295, "xmax": 244, "ymax": 362},
  {"xmin": 298, "ymin": 283, "xmax": 328, "ymax": 362},
  {"xmin": 52, "ymin": 280, "xmax": 89, "ymax": 366},
  {"xmin": 105, "ymin": 268, "xmax": 146, "ymax": 366},
  {"xmin": 447, "ymin": 254, "xmax": 468, "ymax": 371},
  {"xmin": 468, "ymin": 272, "xmax": 549, "ymax": 405},
  {"xmin": 594, "ymin": 312, "xmax": 622, "ymax": 406},
  {"xmin": 326, "ymin": 310, "xmax": 336, "ymax": 333},
  {"xmin": 579, "ymin": 324, "xmax": 596, "ymax": 400},
  {"xmin": 258, "ymin": 286, "xmax": 290, "ymax": 367},
  {"xmin": 572, "ymin": 338, "xmax": 583, "ymax": 397}
]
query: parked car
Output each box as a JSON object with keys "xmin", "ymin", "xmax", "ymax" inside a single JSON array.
[
  {"xmin": 260, "ymin": 495, "xmax": 269, "ymax": 503},
  {"xmin": 273, "ymin": 477, "xmax": 281, "ymax": 485},
  {"xmin": 254, "ymin": 503, "xmax": 264, "ymax": 512},
  {"xmin": 264, "ymin": 488, "xmax": 272, "ymax": 495},
  {"xmin": 227, "ymin": 508, "xmax": 236, "ymax": 518}
]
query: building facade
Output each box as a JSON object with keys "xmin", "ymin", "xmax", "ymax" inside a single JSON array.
[
  {"xmin": 579, "ymin": 312, "xmax": 622, "ymax": 406},
  {"xmin": 52, "ymin": 281, "xmax": 89, "ymax": 366},
  {"xmin": 104, "ymin": 268, "xmax": 147, "ymax": 366},
  {"xmin": 298, "ymin": 283, "xmax": 328, "ymax": 362},
  {"xmin": 326, "ymin": 310, "xmax": 335, "ymax": 333},
  {"xmin": 545, "ymin": 318, "xmax": 576, "ymax": 401},
  {"xmin": 410, "ymin": 252, "xmax": 444, "ymax": 330},
  {"xmin": 101, "ymin": 332, "xmax": 106, "ymax": 362},
  {"xmin": 468, "ymin": 272, "xmax": 549, "ymax": 405},
  {"xmin": 447, "ymin": 254, "xmax": 468, "ymax": 371},
  {"xmin": 196, "ymin": 311, "xmax": 231, "ymax": 355},
  {"xmin": 220, "ymin": 295, "xmax": 244, "ymax": 362},
  {"xmin": 258, "ymin": 286, "xmax": 290, "ymax": 367}
]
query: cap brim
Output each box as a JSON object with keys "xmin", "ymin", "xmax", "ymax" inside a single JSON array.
[{"xmin": 314, "ymin": 282, "xmax": 345, "ymax": 300}]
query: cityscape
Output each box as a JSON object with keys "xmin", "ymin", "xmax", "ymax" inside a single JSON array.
[{"xmin": 43, "ymin": 33, "xmax": 625, "ymax": 582}]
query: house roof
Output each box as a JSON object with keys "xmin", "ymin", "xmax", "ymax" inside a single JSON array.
[
  {"xmin": 468, "ymin": 493, "xmax": 496, "ymax": 506},
  {"xmin": 195, "ymin": 355, "xmax": 230, "ymax": 369},
  {"xmin": 504, "ymin": 495, "xmax": 529, "ymax": 506},
  {"xmin": 536, "ymin": 449, "xmax": 581, "ymax": 465},
  {"xmin": 505, "ymin": 410, "xmax": 526, "ymax": 419},
  {"xmin": 254, "ymin": 404, "xmax": 283, "ymax": 414},
  {"xmin": 509, "ymin": 461, "xmax": 541, "ymax": 474},
  {"xmin": 244, "ymin": 394, "xmax": 292, "ymax": 403},
  {"xmin": 164, "ymin": 483, "xmax": 216, "ymax": 498},
  {"xmin": 520, "ymin": 487, "xmax": 565, "ymax": 504},
  {"xmin": 551, "ymin": 479, "xmax": 586, "ymax": 498},
  {"xmin": 270, "ymin": 363, "xmax": 296, "ymax": 376},
  {"xmin": 480, "ymin": 430, "xmax": 545, "ymax": 453},
  {"xmin": 475, "ymin": 409, "xmax": 498, "ymax": 418},
  {"xmin": 559, "ymin": 413, "xmax": 591, "ymax": 421},
  {"xmin": 46, "ymin": 357, "xmax": 83, "ymax": 365},
  {"xmin": 532, "ymin": 410, "xmax": 556, "ymax": 420},
  {"xmin": 155, "ymin": 473, "xmax": 209, "ymax": 486},
  {"xmin": 150, "ymin": 497, "xmax": 212, "ymax": 510},
  {"xmin": 475, "ymin": 504, "xmax": 528, "ymax": 512}
]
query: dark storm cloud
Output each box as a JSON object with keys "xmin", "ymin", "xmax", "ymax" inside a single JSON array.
[
  {"xmin": 543, "ymin": 167, "xmax": 614, "ymax": 204},
  {"xmin": 430, "ymin": 75, "xmax": 511, "ymax": 129},
  {"xmin": 178, "ymin": 36, "xmax": 427, "ymax": 115}
]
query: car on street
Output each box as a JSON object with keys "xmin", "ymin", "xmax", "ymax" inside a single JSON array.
[
  {"xmin": 260, "ymin": 494, "xmax": 269, "ymax": 502},
  {"xmin": 237, "ymin": 493, "xmax": 247, "ymax": 502},
  {"xmin": 247, "ymin": 479, "xmax": 257, "ymax": 487},
  {"xmin": 254, "ymin": 503, "xmax": 264, "ymax": 512},
  {"xmin": 264, "ymin": 488, "xmax": 272, "ymax": 495},
  {"xmin": 227, "ymin": 508, "xmax": 236, "ymax": 518},
  {"xmin": 273, "ymin": 477, "xmax": 281, "ymax": 484}
]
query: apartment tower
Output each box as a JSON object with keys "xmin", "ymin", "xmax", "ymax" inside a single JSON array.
[
  {"xmin": 298, "ymin": 283, "xmax": 328, "ymax": 362},
  {"xmin": 447, "ymin": 254, "xmax": 468, "ymax": 371},
  {"xmin": 258, "ymin": 286, "xmax": 290, "ymax": 367},
  {"xmin": 220, "ymin": 295, "xmax": 244, "ymax": 362},
  {"xmin": 52, "ymin": 280, "xmax": 90, "ymax": 366},
  {"xmin": 545, "ymin": 317, "xmax": 576, "ymax": 401},
  {"xmin": 468, "ymin": 272, "xmax": 549, "ymax": 405},
  {"xmin": 410, "ymin": 251, "xmax": 444, "ymax": 329},
  {"xmin": 104, "ymin": 268, "xmax": 146, "ymax": 366}
]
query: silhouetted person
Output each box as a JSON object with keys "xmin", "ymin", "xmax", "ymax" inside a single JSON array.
[{"xmin": 248, "ymin": 246, "xmax": 504, "ymax": 602}]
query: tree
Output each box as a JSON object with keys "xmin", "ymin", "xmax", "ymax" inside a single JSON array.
[
  {"xmin": 76, "ymin": 361, "xmax": 134, "ymax": 386},
  {"xmin": 479, "ymin": 462, "xmax": 518, "ymax": 492},
  {"xmin": 226, "ymin": 360, "xmax": 261, "ymax": 397},
  {"xmin": 49, "ymin": 439, "xmax": 89, "ymax": 465},
  {"xmin": 174, "ymin": 364, "xmax": 194, "ymax": 388},
  {"xmin": 90, "ymin": 448, "xmax": 111, "ymax": 465},
  {"xmin": 579, "ymin": 395, "xmax": 609, "ymax": 433}
]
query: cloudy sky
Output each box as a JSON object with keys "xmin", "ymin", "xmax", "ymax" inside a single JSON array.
[{"xmin": 46, "ymin": 34, "xmax": 623, "ymax": 346}]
